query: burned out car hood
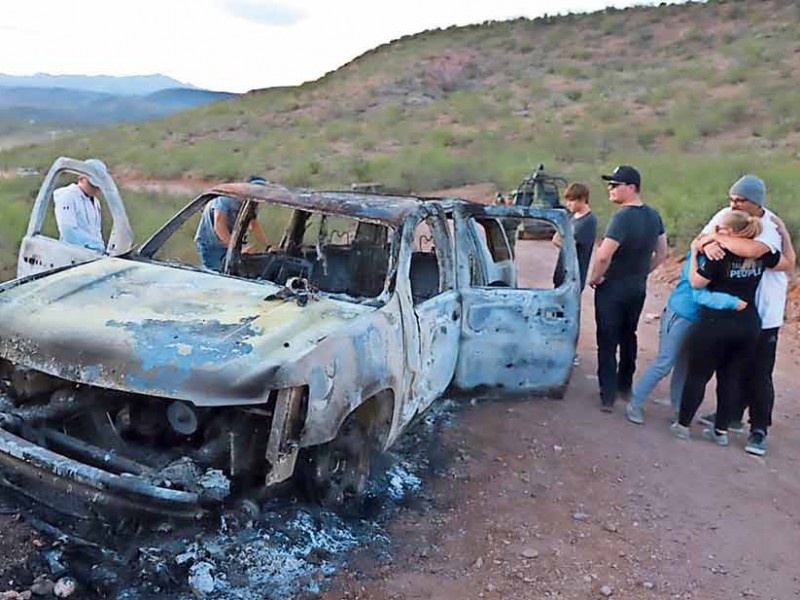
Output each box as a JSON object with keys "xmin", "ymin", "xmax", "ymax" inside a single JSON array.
[{"xmin": 0, "ymin": 258, "xmax": 374, "ymax": 405}]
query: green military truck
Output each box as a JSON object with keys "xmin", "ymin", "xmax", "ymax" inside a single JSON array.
[{"xmin": 511, "ymin": 164, "xmax": 567, "ymax": 240}]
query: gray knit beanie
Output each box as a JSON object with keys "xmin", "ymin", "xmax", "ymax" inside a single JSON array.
[{"xmin": 729, "ymin": 174, "xmax": 766, "ymax": 207}]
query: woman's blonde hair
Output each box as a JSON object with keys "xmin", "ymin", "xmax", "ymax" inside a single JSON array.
[{"xmin": 720, "ymin": 209, "xmax": 762, "ymax": 239}]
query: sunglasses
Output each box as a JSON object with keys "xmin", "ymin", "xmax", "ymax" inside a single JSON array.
[{"xmin": 606, "ymin": 182, "xmax": 627, "ymax": 189}]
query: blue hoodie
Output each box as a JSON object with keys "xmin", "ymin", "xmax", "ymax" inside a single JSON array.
[{"xmin": 667, "ymin": 251, "xmax": 741, "ymax": 322}]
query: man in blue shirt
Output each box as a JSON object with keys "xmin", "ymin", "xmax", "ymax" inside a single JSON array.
[{"xmin": 194, "ymin": 177, "xmax": 269, "ymax": 271}]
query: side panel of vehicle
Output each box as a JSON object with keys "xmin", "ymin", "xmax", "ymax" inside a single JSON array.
[
  {"xmin": 452, "ymin": 205, "xmax": 579, "ymax": 396},
  {"xmin": 288, "ymin": 207, "xmax": 462, "ymax": 453},
  {"xmin": 289, "ymin": 297, "xmax": 407, "ymax": 449},
  {"xmin": 17, "ymin": 157, "xmax": 134, "ymax": 279}
]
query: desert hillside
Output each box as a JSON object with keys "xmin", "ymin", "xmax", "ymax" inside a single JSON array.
[{"xmin": 0, "ymin": 0, "xmax": 798, "ymax": 255}]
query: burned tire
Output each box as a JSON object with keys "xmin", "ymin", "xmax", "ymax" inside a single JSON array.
[{"xmin": 298, "ymin": 412, "xmax": 374, "ymax": 510}]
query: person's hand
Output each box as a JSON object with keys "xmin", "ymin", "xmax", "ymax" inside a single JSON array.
[
  {"xmin": 690, "ymin": 236, "xmax": 705, "ymax": 254},
  {"xmin": 551, "ymin": 231, "xmax": 562, "ymax": 248},
  {"xmin": 703, "ymin": 240, "xmax": 725, "ymax": 261},
  {"xmin": 242, "ymin": 243, "xmax": 260, "ymax": 254},
  {"xmin": 771, "ymin": 215, "xmax": 787, "ymax": 235},
  {"xmin": 588, "ymin": 276, "xmax": 604, "ymax": 289},
  {"xmin": 735, "ymin": 299, "xmax": 748, "ymax": 311}
]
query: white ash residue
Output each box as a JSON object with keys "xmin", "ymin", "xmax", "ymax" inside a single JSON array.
[
  {"xmin": 386, "ymin": 462, "xmax": 422, "ymax": 501},
  {"xmin": 167, "ymin": 510, "xmax": 383, "ymax": 600}
]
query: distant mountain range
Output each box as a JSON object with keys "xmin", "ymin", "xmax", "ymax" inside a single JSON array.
[
  {"xmin": 0, "ymin": 73, "xmax": 197, "ymax": 96},
  {"xmin": 0, "ymin": 73, "xmax": 237, "ymax": 129}
]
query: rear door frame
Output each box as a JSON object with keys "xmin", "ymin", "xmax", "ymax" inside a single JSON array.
[{"xmin": 452, "ymin": 204, "xmax": 580, "ymax": 397}]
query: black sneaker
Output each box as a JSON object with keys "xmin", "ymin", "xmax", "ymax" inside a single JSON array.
[{"xmin": 745, "ymin": 429, "xmax": 768, "ymax": 456}]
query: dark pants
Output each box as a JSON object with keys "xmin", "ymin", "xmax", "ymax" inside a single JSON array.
[
  {"xmin": 731, "ymin": 327, "xmax": 779, "ymax": 432},
  {"xmin": 594, "ymin": 283, "xmax": 646, "ymax": 406},
  {"xmin": 678, "ymin": 312, "xmax": 760, "ymax": 430}
]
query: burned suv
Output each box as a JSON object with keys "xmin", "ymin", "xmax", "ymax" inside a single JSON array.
[{"xmin": 0, "ymin": 157, "xmax": 580, "ymax": 520}]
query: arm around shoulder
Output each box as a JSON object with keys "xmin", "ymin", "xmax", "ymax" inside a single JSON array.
[{"xmin": 771, "ymin": 216, "xmax": 796, "ymax": 272}]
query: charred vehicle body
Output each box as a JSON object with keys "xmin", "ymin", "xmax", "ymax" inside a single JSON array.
[{"xmin": 0, "ymin": 158, "xmax": 580, "ymax": 520}]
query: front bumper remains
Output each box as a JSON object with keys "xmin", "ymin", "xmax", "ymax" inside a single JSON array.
[{"xmin": 0, "ymin": 426, "xmax": 207, "ymax": 520}]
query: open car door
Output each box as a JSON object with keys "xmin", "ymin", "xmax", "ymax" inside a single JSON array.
[
  {"xmin": 16, "ymin": 157, "xmax": 134, "ymax": 279},
  {"xmin": 452, "ymin": 204, "xmax": 579, "ymax": 398}
]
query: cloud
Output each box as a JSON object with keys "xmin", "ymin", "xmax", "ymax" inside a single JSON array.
[{"xmin": 222, "ymin": 0, "xmax": 306, "ymax": 27}]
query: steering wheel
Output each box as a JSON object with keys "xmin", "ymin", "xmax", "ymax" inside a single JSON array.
[{"xmin": 261, "ymin": 256, "xmax": 314, "ymax": 283}]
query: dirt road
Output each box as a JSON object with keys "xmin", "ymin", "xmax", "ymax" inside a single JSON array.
[{"xmin": 322, "ymin": 240, "xmax": 800, "ymax": 600}]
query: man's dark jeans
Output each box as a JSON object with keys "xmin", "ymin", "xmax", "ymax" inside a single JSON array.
[
  {"xmin": 726, "ymin": 327, "xmax": 779, "ymax": 431},
  {"xmin": 594, "ymin": 282, "xmax": 646, "ymax": 406}
]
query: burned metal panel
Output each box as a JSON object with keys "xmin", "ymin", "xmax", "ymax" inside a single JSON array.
[
  {"xmin": 275, "ymin": 292, "xmax": 407, "ymax": 449},
  {"xmin": 0, "ymin": 258, "xmax": 374, "ymax": 406},
  {"xmin": 0, "ymin": 428, "xmax": 203, "ymax": 519},
  {"xmin": 263, "ymin": 387, "xmax": 305, "ymax": 485},
  {"xmin": 209, "ymin": 183, "xmax": 453, "ymax": 228},
  {"xmin": 395, "ymin": 208, "xmax": 462, "ymax": 420},
  {"xmin": 453, "ymin": 287, "xmax": 578, "ymax": 393},
  {"xmin": 405, "ymin": 290, "xmax": 461, "ymax": 422},
  {"xmin": 451, "ymin": 205, "xmax": 579, "ymax": 394}
]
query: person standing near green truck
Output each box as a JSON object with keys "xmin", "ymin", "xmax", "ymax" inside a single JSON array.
[{"xmin": 552, "ymin": 182, "xmax": 597, "ymax": 292}]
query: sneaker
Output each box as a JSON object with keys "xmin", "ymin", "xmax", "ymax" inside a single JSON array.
[
  {"xmin": 745, "ymin": 429, "xmax": 768, "ymax": 456},
  {"xmin": 626, "ymin": 402, "xmax": 644, "ymax": 425},
  {"xmin": 670, "ymin": 422, "xmax": 690, "ymax": 440},
  {"xmin": 702, "ymin": 427, "xmax": 729, "ymax": 447},
  {"xmin": 600, "ymin": 403, "xmax": 614, "ymax": 413},
  {"xmin": 698, "ymin": 412, "xmax": 744, "ymax": 434}
]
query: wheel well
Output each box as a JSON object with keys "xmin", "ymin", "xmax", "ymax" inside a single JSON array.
[{"xmin": 352, "ymin": 389, "xmax": 394, "ymax": 448}]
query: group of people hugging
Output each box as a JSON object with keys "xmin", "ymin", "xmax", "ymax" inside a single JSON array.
[{"xmin": 624, "ymin": 174, "xmax": 794, "ymax": 456}]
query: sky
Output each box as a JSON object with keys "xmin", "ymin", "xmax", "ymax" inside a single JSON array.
[{"xmin": 0, "ymin": 0, "xmax": 685, "ymax": 93}]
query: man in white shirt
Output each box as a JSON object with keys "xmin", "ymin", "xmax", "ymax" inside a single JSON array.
[
  {"xmin": 53, "ymin": 158, "xmax": 108, "ymax": 251},
  {"xmin": 697, "ymin": 174, "xmax": 795, "ymax": 456}
]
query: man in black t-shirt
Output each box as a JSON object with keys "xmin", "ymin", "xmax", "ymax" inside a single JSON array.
[{"xmin": 588, "ymin": 166, "xmax": 667, "ymax": 411}]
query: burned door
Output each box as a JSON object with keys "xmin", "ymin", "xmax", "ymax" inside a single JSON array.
[
  {"xmin": 17, "ymin": 157, "xmax": 134, "ymax": 279},
  {"xmin": 399, "ymin": 209, "xmax": 461, "ymax": 421},
  {"xmin": 452, "ymin": 205, "xmax": 579, "ymax": 397}
]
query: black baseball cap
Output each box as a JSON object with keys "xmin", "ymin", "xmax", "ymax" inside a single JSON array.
[{"xmin": 601, "ymin": 165, "xmax": 641, "ymax": 187}]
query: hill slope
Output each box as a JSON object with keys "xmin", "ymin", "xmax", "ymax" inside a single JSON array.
[{"xmin": 1, "ymin": 0, "xmax": 799, "ymax": 247}]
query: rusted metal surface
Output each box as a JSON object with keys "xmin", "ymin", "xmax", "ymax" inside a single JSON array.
[
  {"xmin": 0, "ymin": 258, "xmax": 373, "ymax": 407},
  {"xmin": 0, "ymin": 427, "xmax": 204, "ymax": 519},
  {"xmin": 210, "ymin": 183, "xmax": 455, "ymax": 228}
]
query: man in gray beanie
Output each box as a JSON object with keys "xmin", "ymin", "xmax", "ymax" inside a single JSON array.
[{"xmin": 696, "ymin": 174, "xmax": 796, "ymax": 456}]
